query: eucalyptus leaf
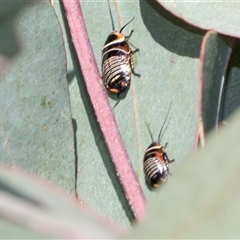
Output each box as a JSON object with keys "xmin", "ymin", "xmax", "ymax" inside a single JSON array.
[
  {"xmin": 4, "ymin": 0, "xmax": 236, "ymax": 233},
  {"xmin": 54, "ymin": 0, "xmax": 201, "ymax": 226},
  {"xmin": 223, "ymin": 41, "xmax": 240, "ymax": 119},
  {"xmin": 0, "ymin": 1, "xmax": 75, "ymax": 192},
  {"xmin": 200, "ymin": 31, "xmax": 233, "ymax": 133},
  {"xmin": 0, "ymin": 1, "xmax": 32, "ymax": 57},
  {"xmin": 159, "ymin": 1, "xmax": 240, "ymax": 38},
  {"xmin": 127, "ymin": 108, "xmax": 240, "ymax": 239},
  {"xmin": 0, "ymin": 165, "xmax": 121, "ymax": 239},
  {"xmin": 0, "ymin": 19, "xmax": 18, "ymax": 57}
]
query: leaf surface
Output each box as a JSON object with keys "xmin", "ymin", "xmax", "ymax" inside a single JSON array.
[
  {"xmin": 0, "ymin": 165, "xmax": 121, "ymax": 239},
  {"xmin": 54, "ymin": 0, "xmax": 201, "ymax": 226},
  {"xmin": 159, "ymin": 1, "xmax": 240, "ymax": 38},
  {"xmin": 1, "ymin": 0, "xmax": 239, "ymax": 234},
  {"xmin": 0, "ymin": 1, "xmax": 31, "ymax": 57},
  {"xmin": 0, "ymin": 1, "xmax": 75, "ymax": 192},
  {"xmin": 199, "ymin": 31, "xmax": 233, "ymax": 133},
  {"xmin": 223, "ymin": 41, "xmax": 240, "ymax": 119},
  {"xmin": 126, "ymin": 108, "xmax": 240, "ymax": 238}
]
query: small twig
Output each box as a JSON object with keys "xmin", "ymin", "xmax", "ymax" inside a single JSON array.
[{"xmin": 62, "ymin": 0, "xmax": 146, "ymax": 221}]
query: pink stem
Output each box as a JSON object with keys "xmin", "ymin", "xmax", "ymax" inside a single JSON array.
[{"xmin": 62, "ymin": 0, "xmax": 147, "ymax": 221}]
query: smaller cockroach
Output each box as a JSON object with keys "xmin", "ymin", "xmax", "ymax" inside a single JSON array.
[{"xmin": 143, "ymin": 104, "xmax": 174, "ymax": 188}]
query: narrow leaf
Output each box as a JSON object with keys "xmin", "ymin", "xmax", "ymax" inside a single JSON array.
[{"xmin": 199, "ymin": 31, "xmax": 233, "ymax": 133}]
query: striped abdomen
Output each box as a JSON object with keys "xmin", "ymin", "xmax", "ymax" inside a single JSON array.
[
  {"xmin": 102, "ymin": 31, "xmax": 135, "ymax": 97},
  {"xmin": 143, "ymin": 142, "xmax": 170, "ymax": 188},
  {"xmin": 102, "ymin": 49, "xmax": 133, "ymax": 95}
]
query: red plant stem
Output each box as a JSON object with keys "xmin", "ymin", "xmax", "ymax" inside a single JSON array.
[{"xmin": 62, "ymin": 0, "xmax": 147, "ymax": 221}]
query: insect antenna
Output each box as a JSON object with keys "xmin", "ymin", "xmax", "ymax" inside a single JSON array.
[
  {"xmin": 158, "ymin": 102, "xmax": 172, "ymax": 143},
  {"xmin": 107, "ymin": 0, "xmax": 115, "ymax": 31},
  {"xmin": 145, "ymin": 122, "xmax": 154, "ymax": 143},
  {"xmin": 160, "ymin": 112, "xmax": 173, "ymax": 144},
  {"xmin": 119, "ymin": 16, "xmax": 135, "ymax": 33}
]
